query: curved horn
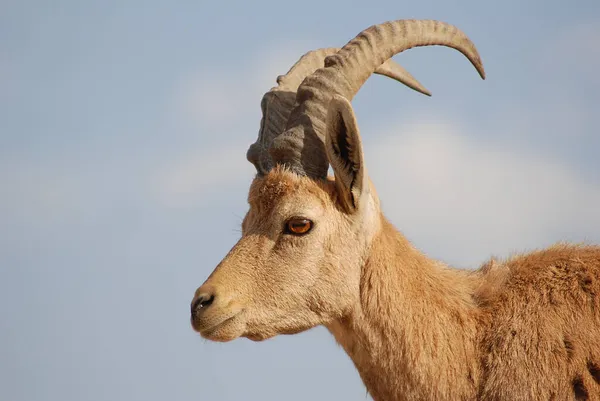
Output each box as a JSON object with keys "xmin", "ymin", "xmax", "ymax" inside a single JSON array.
[
  {"xmin": 270, "ymin": 19, "xmax": 485, "ymax": 178},
  {"xmin": 247, "ymin": 47, "xmax": 432, "ymax": 175}
]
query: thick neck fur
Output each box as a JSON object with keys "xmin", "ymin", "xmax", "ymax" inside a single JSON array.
[{"xmin": 327, "ymin": 216, "xmax": 481, "ymax": 401}]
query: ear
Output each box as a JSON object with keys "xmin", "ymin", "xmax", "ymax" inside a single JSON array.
[{"xmin": 324, "ymin": 95, "xmax": 369, "ymax": 213}]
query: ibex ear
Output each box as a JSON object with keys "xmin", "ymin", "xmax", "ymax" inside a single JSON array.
[{"xmin": 324, "ymin": 95, "xmax": 369, "ymax": 213}]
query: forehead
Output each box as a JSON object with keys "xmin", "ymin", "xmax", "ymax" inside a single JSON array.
[{"xmin": 247, "ymin": 168, "xmax": 335, "ymax": 215}]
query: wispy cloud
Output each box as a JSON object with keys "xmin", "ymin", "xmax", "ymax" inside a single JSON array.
[{"xmin": 368, "ymin": 117, "xmax": 600, "ymax": 267}]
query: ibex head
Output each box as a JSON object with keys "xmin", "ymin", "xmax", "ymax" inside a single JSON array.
[{"xmin": 191, "ymin": 20, "xmax": 485, "ymax": 342}]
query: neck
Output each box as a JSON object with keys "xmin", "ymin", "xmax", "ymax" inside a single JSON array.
[{"xmin": 327, "ymin": 217, "xmax": 481, "ymax": 401}]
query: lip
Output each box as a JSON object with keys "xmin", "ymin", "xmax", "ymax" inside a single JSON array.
[
  {"xmin": 191, "ymin": 311, "xmax": 234, "ymax": 332},
  {"xmin": 192, "ymin": 311, "xmax": 244, "ymax": 341}
]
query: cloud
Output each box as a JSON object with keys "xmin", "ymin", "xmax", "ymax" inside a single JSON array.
[
  {"xmin": 153, "ymin": 141, "xmax": 255, "ymax": 208},
  {"xmin": 157, "ymin": 40, "xmax": 320, "ymax": 207},
  {"xmin": 367, "ymin": 117, "xmax": 600, "ymax": 267},
  {"xmin": 361, "ymin": 21, "xmax": 600, "ymax": 267},
  {"xmin": 154, "ymin": 112, "xmax": 600, "ymax": 262}
]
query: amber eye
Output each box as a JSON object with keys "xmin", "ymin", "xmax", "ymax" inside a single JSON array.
[{"xmin": 285, "ymin": 218, "xmax": 313, "ymax": 236}]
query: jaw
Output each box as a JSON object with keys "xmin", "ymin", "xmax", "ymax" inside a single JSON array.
[
  {"xmin": 258, "ymin": 311, "xmax": 332, "ymax": 340},
  {"xmin": 244, "ymin": 322, "xmax": 315, "ymax": 342},
  {"xmin": 195, "ymin": 306, "xmax": 329, "ymax": 343}
]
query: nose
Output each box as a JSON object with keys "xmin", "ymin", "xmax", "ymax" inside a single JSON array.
[{"xmin": 190, "ymin": 288, "xmax": 216, "ymax": 316}]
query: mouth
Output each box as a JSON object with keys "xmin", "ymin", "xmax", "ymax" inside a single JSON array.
[{"xmin": 191, "ymin": 312, "xmax": 245, "ymax": 342}]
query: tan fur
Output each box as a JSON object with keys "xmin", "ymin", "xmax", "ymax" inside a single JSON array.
[{"xmin": 192, "ymin": 167, "xmax": 600, "ymax": 400}]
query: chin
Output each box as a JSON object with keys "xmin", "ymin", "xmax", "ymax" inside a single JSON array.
[{"xmin": 195, "ymin": 315, "xmax": 246, "ymax": 343}]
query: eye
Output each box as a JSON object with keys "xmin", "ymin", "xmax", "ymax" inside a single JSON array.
[{"xmin": 285, "ymin": 218, "xmax": 313, "ymax": 236}]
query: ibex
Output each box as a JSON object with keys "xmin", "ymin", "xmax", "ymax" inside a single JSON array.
[{"xmin": 190, "ymin": 19, "xmax": 600, "ymax": 400}]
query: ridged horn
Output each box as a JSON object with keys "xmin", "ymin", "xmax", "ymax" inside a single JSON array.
[
  {"xmin": 269, "ymin": 19, "xmax": 486, "ymax": 178},
  {"xmin": 247, "ymin": 47, "xmax": 432, "ymax": 175}
]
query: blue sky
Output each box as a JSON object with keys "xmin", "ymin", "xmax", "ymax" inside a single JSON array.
[{"xmin": 1, "ymin": 0, "xmax": 599, "ymax": 400}]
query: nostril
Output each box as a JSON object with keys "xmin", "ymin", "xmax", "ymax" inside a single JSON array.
[
  {"xmin": 200, "ymin": 294, "xmax": 214, "ymax": 308},
  {"xmin": 191, "ymin": 293, "xmax": 215, "ymax": 315}
]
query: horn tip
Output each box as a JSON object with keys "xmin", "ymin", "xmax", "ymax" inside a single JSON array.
[
  {"xmin": 477, "ymin": 65, "xmax": 486, "ymax": 80},
  {"xmin": 473, "ymin": 58, "xmax": 486, "ymax": 80}
]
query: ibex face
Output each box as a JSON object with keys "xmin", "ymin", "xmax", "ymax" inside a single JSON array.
[
  {"xmin": 190, "ymin": 20, "xmax": 484, "ymax": 342},
  {"xmin": 191, "ymin": 97, "xmax": 381, "ymax": 342}
]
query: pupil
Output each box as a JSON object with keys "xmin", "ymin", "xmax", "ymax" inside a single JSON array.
[{"xmin": 293, "ymin": 221, "xmax": 307, "ymax": 230}]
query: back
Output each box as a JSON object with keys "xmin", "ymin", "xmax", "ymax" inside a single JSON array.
[{"xmin": 477, "ymin": 244, "xmax": 600, "ymax": 400}]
